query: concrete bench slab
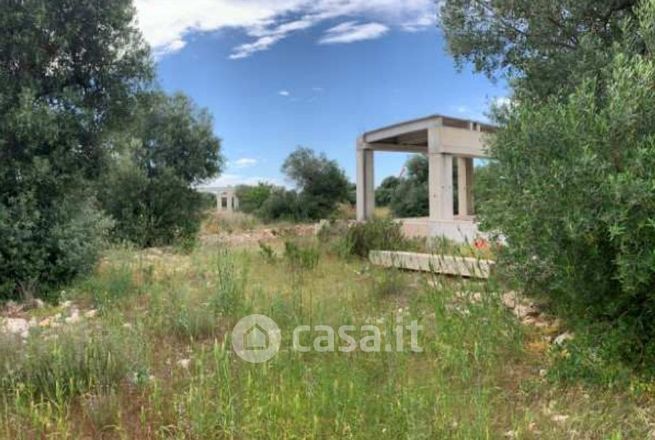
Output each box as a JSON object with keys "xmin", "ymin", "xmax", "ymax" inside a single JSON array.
[{"xmin": 369, "ymin": 250, "xmax": 494, "ymax": 279}]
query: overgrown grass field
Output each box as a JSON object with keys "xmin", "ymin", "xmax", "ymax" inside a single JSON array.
[{"xmin": 1, "ymin": 232, "xmax": 654, "ymax": 438}]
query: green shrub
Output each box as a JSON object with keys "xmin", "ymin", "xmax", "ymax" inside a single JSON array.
[
  {"xmin": 256, "ymin": 188, "xmax": 304, "ymax": 222},
  {"xmin": 0, "ymin": 195, "xmax": 112, "ymax": 300},
  {"xmin": 283, "ymin": 240, "xmax": 320, "ymax": 271},
  {"xmin": 236, "ymin": 183, "xmax": 274, "ymax": 214},
  {"xmin": 389, "ymin": 155, "xmax": 430, "ymax": 218},
  {"xmin": 341, "ymin": 219, "xmax": 411, "ymax": 258},
  {"xmin": 258, "ymin": 241, "xmax": 277, "ymax": 263},
  {"xmin": 282, "ymin": 147, "xmax": 351, "ymax": 220},
  {"xmin": 478, "ymin": 16, "xmax": 655, "ymax": 367},
  {"xmin": 210, "ymin": 252, "xmax": 246, "ymax": 316},
  {"xmin": 370, "ymin": 267, "xmax": 408, "ymax": 297},
  {"xmin": 0, "ymin": 0, "xmax": 151, "ymax": 300},
  {"xmin": 78, "ymin": 261, "xmax": 138, "ymax": 309},
  {"xmin": 375, "ymin": 176, "xmax": 401, "ymax": 207},
  {"xmin": 98, "ymin": 92, "xmax": 224, "ymax": 248}
]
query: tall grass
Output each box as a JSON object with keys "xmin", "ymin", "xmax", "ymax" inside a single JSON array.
[{"xmin": 1, "ymin": 239, "xmax": 654, "ymax": 438}]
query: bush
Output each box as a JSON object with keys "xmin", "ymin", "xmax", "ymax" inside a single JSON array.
[
  {"xmin": 256, "ymin": 188, "xmax": 304, "ymax": 222},
  {"xmin": 340, "ymin": 219, "xmax": 411, "ymax": 258},
  {"xmin": 98, "ymin": 92, "xmax": 223, "ymax": 248},
  {"xmin": 99, "ymin": 162, "xmax": 207, "ymax": 247},
  {"xmin": 0, "ymin": 0, "xmax": 150, "ymax": 300},
  {"xmin": 376, "ymin": 176, "xmax": 401, "ymax": 207},
  {"xmin": 389, "ymin": 155, "xmax": 430, "ymax": 218},
  {"xmin": 479, "ymin": 31, "xmax": 655, "ymax": 366},
  {"xmin": 0, "ymin": 194, "xmax": 112, "ymax": 300},
  {"xmin": 282, "ymin": 147, "xmax": 351, "ymax": 220},
  {"xmin": 236, "ymin": 183, "xmax": 274, "ymax": 214},
  {"xmin": 210, "ymin": 251, "xmax": 246, "ymax": 316},
  {"xmin": 283, "ymin": 240, "xmax": 320, "ymax": 270}
]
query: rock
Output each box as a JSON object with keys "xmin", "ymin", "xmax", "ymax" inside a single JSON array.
[
  {"xmin": 177, "ymin": 358, "xmax": 191, "ymax": 369},
  {"xmin": 2, "ymin": 318, "xmax": 33, "ymax": 338},
  {"xmin": 501, "ymin": 292, "xmax": 519, "ymax": 309},
  {"xmin": 551, "ymin": 414, "xmax": 569, "ymax": 424},
  {"xmin": 454, "ymin": 291, "xmax": 483, "ymax": 303},
  {"xmin": 553, "ymin": 332, "xmax": 574, "ymax": 346},
  {"xmin": 65, "ymin": 308, "xmax": 81, "ymax": 324}
]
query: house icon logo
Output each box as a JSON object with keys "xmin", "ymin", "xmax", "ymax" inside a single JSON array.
[{"xmin": 231, "ymin": 315, "xmax": 281, "ymax": 363}]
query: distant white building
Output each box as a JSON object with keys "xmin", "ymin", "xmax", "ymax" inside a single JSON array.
[
  {"xmin": 356, "ymin": 114, "xmax": 495, "ymax": 243},
  {"xmin": 197, "ymin": 187, "xmax": 239, "ymax": 212}
]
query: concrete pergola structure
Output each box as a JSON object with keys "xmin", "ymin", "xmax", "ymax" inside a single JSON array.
[
  {"xmin": 198, "ymin": 187, "xmax": 240, "ymax": 213},
  {"xmin": 356, "ymin": 114, "xmax": 495, "ymax": 243}
]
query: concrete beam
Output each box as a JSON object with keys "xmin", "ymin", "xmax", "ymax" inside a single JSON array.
[
  {"xmin": 364, "ymin": 116, "xmax": 441, "ymax": 143},
  {"xmin": 364, "ymin": 143, "xmax": 427, "ymax": 153},
  {"xmin": 439, "ymin": 127, "xmax": 489, "ymax": 158}
]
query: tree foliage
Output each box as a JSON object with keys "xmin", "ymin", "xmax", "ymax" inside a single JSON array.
[
  {"xmin": 441, "ymin": 0, "xmax": 638, "ymax": 101},
  {"xmin": 282, "ymin": 147, "xmax": 351, "ymax": 220},
  {"xmin": 236, "ymin": 183, "xmax": 275, "ymax": 214},
  {"xmin": 98, "ymin": 92, "xmax": 223, "ymax": 247},
  {"xmin": 456, "ymin": 0, "xmax": 655, "ymax": 364},
  {"xmin": 389, "ymin": 155, "xmax": 430, "ymax": 218},
  {"xmin": 376, "ymin": 176, "xmax": 401, "ymax": 207},
  {"xmin": 0, "ymin": 0, "xmax": 151, "ymax": 299}
]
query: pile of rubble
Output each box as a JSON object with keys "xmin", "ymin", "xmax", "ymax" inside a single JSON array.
[
  {"xmin": 1, "ymin": 300, "xmax": 98, "ymax": 340},
  {"xmin": 500, "ymin": 291, "xmax": 573, "ymax": 345}
]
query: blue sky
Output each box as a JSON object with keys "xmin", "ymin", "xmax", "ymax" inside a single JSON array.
[{"xmin": 136, "ymin": 1, "xmax": 507, "ymax": 187}]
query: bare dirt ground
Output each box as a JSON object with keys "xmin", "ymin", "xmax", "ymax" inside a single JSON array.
[{"xmin": 201, "ymin": 223, "xmax": 317, "ymax": 247}]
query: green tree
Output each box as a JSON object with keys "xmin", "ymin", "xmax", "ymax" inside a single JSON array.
[
  {"xmin": 0, "ymin": 0, "xmax": 151, "ymax": 299},
  {"xmin": 99, "ymin": 92, "xmax": 224, "ymax": 247},
  {"xmin": 390, "ymin": 155, "xmax": 430, "ymax": 218},
  {"xmin": 257, "ymin": 188, "xmax": 303, "ymax": 222},
  {"xmin": 456, "ymin": 0, "xmax": 655, "ymax": 364},
  {"xmin": 440, "ymin": 0, "xmax": 638, "ymax": 101},
  {"xmin": 282, "ymin": 147, "xmax": 350, "ymax": 220},
  {"xmin": 236, "ymin": 183, "xmax": 274, "ymax": 214},
  {"xmin": 376, "ymin": 176, "xmax": 401, "ymax": 207}
]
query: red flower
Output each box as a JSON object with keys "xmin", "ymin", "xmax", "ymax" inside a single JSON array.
[{"xmin": 474, "ymin": 238, "xmax": 489, "ymax": 250}]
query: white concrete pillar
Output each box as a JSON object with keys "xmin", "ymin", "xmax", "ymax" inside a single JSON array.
[
  {"xmin": 356, "ymin": 139, "xmax": 375, "ymax": 221},
  {"xmin": 457, "ymin": 157, "xmax": 474, "ymax": 216},
  {"xmin": 465, "ymin": 158, "xmax": 474, "ymax": 215},
  {"xmin": 428, "ymin": 124, "xmax": 454, "ymax": 221}
]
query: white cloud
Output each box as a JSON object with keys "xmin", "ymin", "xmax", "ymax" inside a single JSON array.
[
  {"xmin": 319, "ymin": 21, "xmax": 388, "ymax": 44},
  {"xmin": 232, "ymin": 158, "xmax": 258, "ymax": 168},
  {"xmin": 278, "ymin": 90, "xmax": 291, "ymax": 97},
  {"xmin": 134, "ymin": 0, "xmax": 436, "ymax": 58}
]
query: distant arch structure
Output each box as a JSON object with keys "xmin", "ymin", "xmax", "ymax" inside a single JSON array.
[
  {"xmin": 356, "ymin": 114, "xmax": 495, "ymax": 243},
  {"xmin": 197, "ymin": 186, "xmax": 240, "ymax": 213}
]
